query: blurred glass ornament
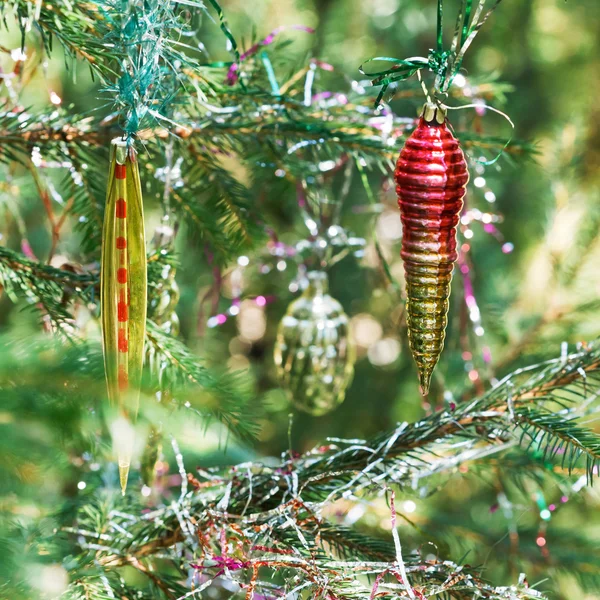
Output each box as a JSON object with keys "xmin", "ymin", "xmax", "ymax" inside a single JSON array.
[
  {"xmin": 149, "ymin": 221, "xmax": 180, "ymax": 336},
  {"xmin": 141, "ymin": 424, "xmax": 163, "ymax": 487},
  {"xmin": 149, "ymin": 264, "xmax": 180, "ymax": 336},
  {"xmin": 146, "ymin": 223, "xmax": 180, "ymax": 397},
  {"xmin": 274, "ymin": 270, "xmax": 355, "ymax": 416}
]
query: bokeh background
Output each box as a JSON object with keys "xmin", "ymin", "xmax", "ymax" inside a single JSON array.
[{"xmin": 1, "ymin": 0, "xmax": 600, "ymax": 597}]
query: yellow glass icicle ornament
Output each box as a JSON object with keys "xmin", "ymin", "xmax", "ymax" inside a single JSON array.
[{"xmin": 101, "ymin": 138, "xmax": 147, "ymax": 494}]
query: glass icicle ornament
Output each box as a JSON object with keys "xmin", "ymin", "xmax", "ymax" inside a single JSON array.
[
  {"xmin": 145, "ymin": 263, "xmax": 180, "ymax": 399},
  {"xmin": 141, "ymin": 424, "xmax": 163, "ymax": 487},
  {"xmin": 149, "ymin": 263, "xmax": 180, "ymax": 336},
  {"xmin": 101, "ymin": 138, "xmax": 147, "ymax": 494},
  {"xmin": 148, "ymin": 218, "xmax": 180, "ymax": 336},
  {"xmin": 143, "ymin": 223, "xmax": 179, "ymax": 478},
  {"xmin": 146, "ymin": 221, "xmax": 180, "ymax": 385},
  {"xmin": 394, "ymin": 103, "xmax": 468, "ymax": 395},
  {"xmin": 274, "ymin": 270, "xmax": 355, "ymax": 416}
]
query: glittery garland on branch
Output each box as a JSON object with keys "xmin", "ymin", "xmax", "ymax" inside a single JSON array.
[{"xmin": 64, "ymin": 341, "xmax": 600, "ymax": 599}]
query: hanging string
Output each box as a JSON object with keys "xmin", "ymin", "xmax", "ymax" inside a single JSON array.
[
  {"xmin": 206, "ymin": 0, "xmax": 240, "ymax": 63},
  {"xmin": 416, "ymin": 70, "xmax": 432, "ymax": 104},
  {"xmin": 436, "ymin": 0, "xmax": 444, "ymax": 53},
  {"xmin": 443, "ymin": 101, "xmax": 514, "ymax": 165}
]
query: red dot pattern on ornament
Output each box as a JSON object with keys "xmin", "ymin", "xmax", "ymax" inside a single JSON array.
[
  {"xmin": 118, "ymin": 366, "xmax": 128, "ymax": 390},
  {"xmin": 118, "ymin": 301, "xmax": 128, "ymax": 322},
  {"xmin": 116, "ymin": 199, "xmax": 127, "ymax": 219},
  {"xmin": 118, "ymin": 329, "xmax": 128, "ymax": 353},
  {"xmin": 114, "ymin": 165, "xmax": 129, "ymax": 392}
]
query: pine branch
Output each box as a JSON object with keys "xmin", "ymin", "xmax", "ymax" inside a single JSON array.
[
  {"xmin": 145, "ymin": 321, "xmax": 259, "ymax": 442},
  {"xmin": 0, "ymin": 246, "xmax": 259, "ymax": 441},
  {"xmin": 0, "ymin": 81, "xmax": 534, "ymax": 175},
  {"xmin": 559, "ymin": 195, "xmax": 600, "ymax": 286},
  {"xmin": 0, "ymin": 109, "xmax": 105, "ymax": 165},
  {"xmin": 301, "ymin": 521, "xmax": 397, "ymax": 562},
  {"xmin": 65, "ymin": 142, "xmax": 108, "ymax": 255},
  {"xmin": 1, "ymin": 0, "xmax": 119, "ymax": 80},
  {"xmin": 61, "ymin": 577, "xmax": 155, "ymax": 600},
  {"xmin": 50, "ymin": 346, "xmax": 600, "ymax": 600},
  {"xmin": 0, "ymin": 246, "xmax": 97, "ymax": 326},
  {"xmin": 172, "ymin": 141, "xmax": 267, "ymax": 263},
  {"xmin": 224, "ymin": 344, "xmax": 600, "ymax": 510},
  {"xmin": 420, "ymin": 514, "xmax": 600, "ymax": 595},
  {"xmin": 0, "ymin": 329, "xmax": 259, "ymax": 447},
  {"xmin": 517, "ymin": 407, "xmax": 600, "ymax": 480},
  {"xmin": 63, "ymin": 485, "xmax": 544, "ymax": 600},
  {"xmin": 61, "ymin": 579, "xmax": 119, "ymax": 600},
  {"xmin": 184, "ymin": 89, "xmax": 533, "ymax": 167}
]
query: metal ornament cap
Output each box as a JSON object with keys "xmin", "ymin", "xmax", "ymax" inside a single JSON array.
[
  {"xmin": 395, "ymin": 104, "xmax": 468, "ymax": 394},
  {"xmin": 422, "ymin": 101, "xmax": 447, "ymax": 124}
]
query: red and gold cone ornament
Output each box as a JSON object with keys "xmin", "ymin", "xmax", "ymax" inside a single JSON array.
[
  {"xmin": 101, "ymin": 138, "xmax": 147, "ymax": 494},
  {"xmin": 394, "ymin": 103, "xmax": 468, "ymax": 394}
]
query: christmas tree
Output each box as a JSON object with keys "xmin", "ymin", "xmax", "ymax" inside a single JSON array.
[{"xmin": 1, "ymin": 1, "xmax": 599, "ymax": 599}]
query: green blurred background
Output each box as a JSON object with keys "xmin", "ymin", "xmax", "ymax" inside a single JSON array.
[
  {"xmin": 176, "ymin": 0, "xmax": 600, "ymax": 452},
  {"xmin": 1, "ymin": 0, "xmax": 600, "ymax": 597}
]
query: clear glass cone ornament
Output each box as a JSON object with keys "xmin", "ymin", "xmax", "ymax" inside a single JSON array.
[
  {"xmin": 274, "ymin": 271, "xmax": 355, "ymax": 416},
  {"xmin": 141, "ymin": 424, "xmax": 162, "ymax": 487},
  {"xmin": 150, "ymin": 264, "xmax": 180, "ymax": 336}
]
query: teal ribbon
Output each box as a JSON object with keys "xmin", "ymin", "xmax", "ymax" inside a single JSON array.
[
  {"xmin": 358, "ymin": 48, "xmax": 457, "ymax": 106},
  {"xmin": 361, "ymin": 0, "xmax": 505, "ymax": 106},
  {"xmin": 436, "ymin": 0, "xmax": 443, "ymax": 52},
  {"xmin": 260, "ymin": 51, "xmax": 280, "ymax": 96},
  {"xmin": 206, "ymin": 0, "xmax": 240, "ymax": 63},
  {"xmin": 461, "ymin": 0, "xmax": 473, "ymax": 46},
  {"xmin": 359, "ymin": 56, "xmax": 429, "ymax": 106}
]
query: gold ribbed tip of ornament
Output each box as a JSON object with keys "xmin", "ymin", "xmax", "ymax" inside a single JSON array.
[
  {"xmin": 419, "ymin": 370, "xmax": 433, "ymax": 397},
  {"xmin": 119, "ymin": 461, "xmax": 130, "ymax": 496}
]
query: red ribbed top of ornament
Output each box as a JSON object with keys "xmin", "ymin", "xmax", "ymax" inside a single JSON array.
[{"xmin": 395, "ymin": 116, "xmax": 468, "ymax": 265}]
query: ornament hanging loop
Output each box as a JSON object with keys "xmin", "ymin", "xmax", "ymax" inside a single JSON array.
[{"xmin": 442, "ymin": 101, "xmax": 515, "ymax": 165}]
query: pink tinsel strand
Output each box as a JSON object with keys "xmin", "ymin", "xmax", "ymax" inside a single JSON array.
[
  {"xmin": 227, "ymin": 25, "xmax": 315, "ymax": 85},
  {"xmin": 457, "ymin": 251, "xmax": 491, "ymax": 367},
  {"xmin": 191, "ymin": 556, "xmax": 249, "ymax": 578}
]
